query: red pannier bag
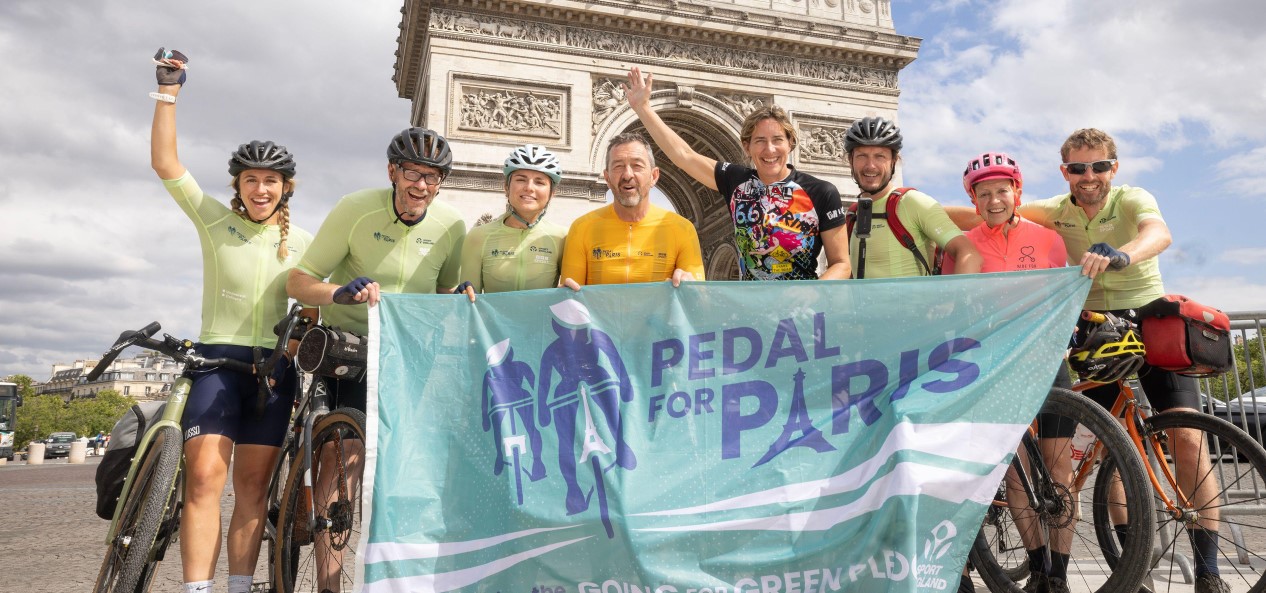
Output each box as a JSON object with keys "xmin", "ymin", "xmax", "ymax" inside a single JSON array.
[{"xmin": 1137, "ymin": 294, "xmax": 1233, "ymax": 377}]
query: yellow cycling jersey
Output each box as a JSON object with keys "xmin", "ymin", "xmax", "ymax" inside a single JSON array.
[{"xmin": 560, "ymin": 204, "xmax": 705, "ymax": 286}]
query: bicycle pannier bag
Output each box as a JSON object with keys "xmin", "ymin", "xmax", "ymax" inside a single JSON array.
[
  {"xmin": 1137, "ymin": 294, "xmax": 1232, "ymax": 377},
  {"xmin": 296, "ymin": 325, "xmax": 368, "ymax": 382},
  {"xmin": 95, "ymin": 401, "xmax": 166, "ymax": 520}
]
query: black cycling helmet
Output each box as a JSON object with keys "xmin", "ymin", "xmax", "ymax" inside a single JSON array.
[
  {"xmin": 388, "ymin": 127, "xmax": 453, "ymax": 177},
  {"xmin": 1069, "ymin": 323, "xmax": 1146, "ymax": 384},
  {"xmin": 844, "ymin": 116, "xmax": 903, "ymax": 155},
  {"xmin": 228, "ymin": 140, "xmax": 297, "ymax": 179}
]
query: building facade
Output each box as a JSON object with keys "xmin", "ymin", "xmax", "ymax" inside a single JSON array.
[
  {"xmin": 394, "ymin": 0, "xmax": 919, "ymax": 279},
  {"xmin": 37, "ymin": 352, "xmax": 182, "ymax": 402}
]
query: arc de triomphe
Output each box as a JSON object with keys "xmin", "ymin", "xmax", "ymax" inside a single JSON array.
[{"xmin": 393, "ymin": 0, "xmax": 919, "ymax": 279}]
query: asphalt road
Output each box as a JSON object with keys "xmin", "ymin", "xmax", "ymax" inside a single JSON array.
[{"xmin": 0, "ymin": 456, "xmax": 269, "ymax": 593}]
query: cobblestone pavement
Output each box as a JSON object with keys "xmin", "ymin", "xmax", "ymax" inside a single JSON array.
[
  {"xmin": 0, "ymin": 457, "xmax": 269, "ymax": 593},
  {"xmin": 2, "ymin": 456, "xmax": 1262, "ymax": 592}
]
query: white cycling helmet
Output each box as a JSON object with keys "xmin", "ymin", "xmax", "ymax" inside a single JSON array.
[{"xmin": 504, "ymin": 144, "xmax": 562, "ymax": 186}]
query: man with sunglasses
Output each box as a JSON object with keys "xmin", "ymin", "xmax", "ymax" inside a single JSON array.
[{"xmin": 1017, "ymin": 128, "xmax": 1228, "ymax": 593}]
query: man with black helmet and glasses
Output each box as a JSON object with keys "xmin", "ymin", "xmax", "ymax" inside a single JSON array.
[
  {"xmin": 286, "ymin": 128, "xmax": 467, "ymax": 593},
  {"xmin": 845, "ymin": 116, "xmax": 981, "ymax": 278},
  {"xmin": 288, "ymin": 127, "xmax": 468, "ymax": 413}
]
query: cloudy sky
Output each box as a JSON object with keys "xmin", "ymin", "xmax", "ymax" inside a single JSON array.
[{"xmin": 1, "ymin": 0, "xmax": 1263, "ymax": 380}]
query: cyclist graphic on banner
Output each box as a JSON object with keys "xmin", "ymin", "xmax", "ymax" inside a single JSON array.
[
  {"xmin": 478, "ymin": 299, "xmax": 638, "ymax": 539},
  {"xmin": 482, "ymin": 339, "xmax": 547, "ymax": 505}
]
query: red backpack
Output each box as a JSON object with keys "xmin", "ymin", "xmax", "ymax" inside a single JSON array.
[{"xmin": 845, "ymin": 187, "xmax": 941, "ymax": 278}]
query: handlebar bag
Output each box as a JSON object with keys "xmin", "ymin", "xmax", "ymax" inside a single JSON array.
[
  {"xmin": 1137, "ymin": 294, "xmax": 1232, "ymax": 377},
  {"xmin": 296, "ymin": 325, "xmax": 368, "ymax": 382}
]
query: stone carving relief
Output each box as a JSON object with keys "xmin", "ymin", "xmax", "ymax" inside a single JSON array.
[
  {"xmin": 430, "ymin": 8, "xmax": 898, "ymax": 90},
  {"xmin": 591, "ymin": 78, "xmax": 627, "ymax": 132},
  {"xmin": 798, "ymin": 123, "xmax": 850, "ymax": 166},
  {"xmin": 712, "ymin": 92, "xmax": 772, "ymax": 118},
  {"xmin": 452, "ymin": 76, "xmax": 569, "ymax": 143}
]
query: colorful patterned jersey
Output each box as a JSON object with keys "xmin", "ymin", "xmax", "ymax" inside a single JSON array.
[{"xmin": 714, "ymin": 163, "xmax": 846, "ymax": 281}]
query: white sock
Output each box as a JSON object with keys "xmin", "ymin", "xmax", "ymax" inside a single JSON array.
[
  {"xmin": 228, "ymin": 574, "xmax": 254, "ymax": 593},
  {"xmin": 184, "ymin": 580, "xmax": 213, "ymax": 593}
]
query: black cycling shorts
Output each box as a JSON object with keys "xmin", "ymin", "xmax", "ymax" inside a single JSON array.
[{"xmin": 181, "ymin": 344, "xmax": 296, "ymax": 447}]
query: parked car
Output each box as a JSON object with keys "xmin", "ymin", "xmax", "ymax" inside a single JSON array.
[
  {"xmin": 1197, "ymin": 394, "xmax": 1265, "ymax": 454},
  {"xmin": 1230, "ymin": 386, "xmax": 1266, "ymax": 410},
  {"xmin": 43, "ymin": 432, "xmax": 76, "ymax": 458}
]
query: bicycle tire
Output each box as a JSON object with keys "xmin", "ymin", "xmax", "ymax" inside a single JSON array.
[
  {"xmin": 971, "ymin": 387, "xmax": 1155, "ymax": 593},
  {"xmin": 275, "ymin": 408, "xmax": 366, "ymax": 593},
  {"xmin": 261, "ymin": 432, "xmax": 298, "ymax": 593},
  {"xmin": 93, "ymin": 424, "xmax": 183, "ymax": 593},
  {"xmin": 1095, "ymin": 410, "xmax": 1266, "ymax": 593}
]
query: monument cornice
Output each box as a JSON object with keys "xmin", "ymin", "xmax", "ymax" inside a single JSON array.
[{"xmin": 396, "ymin": 0, "xmax": 919, "ymax": 99}]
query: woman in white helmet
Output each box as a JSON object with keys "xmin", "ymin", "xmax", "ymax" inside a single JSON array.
[{"xmin": 459, "ymin": 144, "xmax": 568, "ymax": 293}]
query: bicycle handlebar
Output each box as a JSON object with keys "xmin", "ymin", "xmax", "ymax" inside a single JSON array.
[{"xmin": 87, "ymin": 322, "xmax": 257, "ymax": 382}]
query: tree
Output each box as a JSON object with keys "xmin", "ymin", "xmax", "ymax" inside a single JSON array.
[
  {"xmin": 66, "ymin": 389, "xmax": 136, "ymax": 437},
  {"xmin": 13, "ymin": 390, "xmax": 137, "ymax": 448},
  {"xmin": 2, "ymin": 374, "xmax": 37, "ymax": 399},
  {"xmin": 14, "ymin": 394, "xmax": 67, "ymax": 448}
]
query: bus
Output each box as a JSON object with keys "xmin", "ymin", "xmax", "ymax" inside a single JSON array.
[{"xmin": 0, "ymin": 382, "xmax": 18, "ymax": 461}]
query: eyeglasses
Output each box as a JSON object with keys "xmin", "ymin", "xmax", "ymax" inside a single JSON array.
[
  {"xmin": 399, "ymin": 168, "xmax": 442, "ymax": 185},
  {"xmin": 1062, "ymin": 160, "xmax": 1116, "ymax": 175}
]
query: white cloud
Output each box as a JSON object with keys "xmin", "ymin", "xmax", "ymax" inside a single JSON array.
[
  {"xmin": 1220, "ymin": 248, "xmax": 1266, "ymax": 266},
  {"xmin": 1163, "ymin": 276, "xmax": 1266, "ymax": 314},
  {"xmin": 896, "ymin": 0, "xmax": 1266, "ymax": 197},
  {"xmin": 1216, "ymin": 145, "xmax": 1266, "ymax": 199}
]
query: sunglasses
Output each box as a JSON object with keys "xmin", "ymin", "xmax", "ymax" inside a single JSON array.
[{"xmin": 1063, "ymin": 159, "xmax": 1116, "ymax": 175}]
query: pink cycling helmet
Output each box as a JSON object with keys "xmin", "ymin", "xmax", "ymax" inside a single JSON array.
[{"xmin": 963, "ymin": 152, "xmax": 1023, "ymax": 202}]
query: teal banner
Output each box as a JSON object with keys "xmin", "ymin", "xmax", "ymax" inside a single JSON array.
[{"xmin": 360, "ymin": 269, "xmax": 1090, "ymax": 593}]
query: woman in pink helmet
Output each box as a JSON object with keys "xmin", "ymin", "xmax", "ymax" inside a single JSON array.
[
  {"xmin": 942, "ymin": 152, "xmax": 1066, "ymax": 274},
  {"xmin": 952, "ymin": 152, "xmax": 1077, "ymax": 593}
]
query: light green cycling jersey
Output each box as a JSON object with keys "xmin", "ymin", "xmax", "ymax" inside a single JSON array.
[
  {"xmin": 459, "ymin": 214, "xmax": 567, "ymax": 293},
  {"xmin": 164, "ymin": 172, "xmax": 312, "ymax": 347},
  {"xmin": 296, "ymin": 188, "xmax": 465, "ymax": 335},
  {"xmin": 1020, "ymin": 185, "xmax": 1165, "ymax": 310},
  {"xmin": 848, "ymin": 187, "xmax": 963, "ymax": 279}
]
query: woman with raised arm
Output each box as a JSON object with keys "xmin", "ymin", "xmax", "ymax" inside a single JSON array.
[
  {"xmin": 624, "ymin": 66, "xmax": 851, "ymax": 281},
  {"xmin": 149, "ymin": 48, "xmax": 313, "ymax": 593}
]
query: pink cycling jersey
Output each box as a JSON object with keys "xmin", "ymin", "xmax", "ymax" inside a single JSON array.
[{"xmin": 942, "ymin": 216, "xmax": 1067, "ymax": 274}]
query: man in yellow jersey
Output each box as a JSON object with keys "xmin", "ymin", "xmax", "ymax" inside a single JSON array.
[{"xmin": 561, "ymin": 132, "xmax": 705, "ymax": 287}]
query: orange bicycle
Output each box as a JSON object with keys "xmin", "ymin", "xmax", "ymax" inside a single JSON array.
[
  {"xmin": 973, "ymin": 311, "xmax": 1266, "ymax": 592},
  {"xmin": 1078, "ymin": 311, "xmax": 1266, "ymax": 592}
]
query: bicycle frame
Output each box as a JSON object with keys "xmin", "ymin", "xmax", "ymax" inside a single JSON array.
[{"xmin": 1070, "ymin": 380, "xmax": 1197, "ymax": 521}]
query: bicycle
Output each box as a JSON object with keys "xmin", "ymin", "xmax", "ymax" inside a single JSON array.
[
  {"xmin": 268, "ymin": 306, "xmax": 367, "ymax": 593},
  {"xmin": 974, "ymin": 311, "xmax": 1266, "ymax": 592},
  {"xmin": 970, "ymin": 385, "xmax": 1156, "ymax": 593},
  {"xmin": 1078, "ymin": 313, "xmax": 1266, "ymax": 593},
  {"xmin": 90, "ymin": 322, "xmax": 279, "ymax": 592}
]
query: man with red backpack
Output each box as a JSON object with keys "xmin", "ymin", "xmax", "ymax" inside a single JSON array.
[{"xmin": 844, "ymin": 117, "xmax": 981, "ymax": 278}]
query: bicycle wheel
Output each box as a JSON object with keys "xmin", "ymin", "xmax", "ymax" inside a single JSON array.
[
  {"xmin": 261, "ymin": 432, "xmax": 298, "ymax": 593},
  {"xmin": 275, "ymin": 408, "xmax": 366, "ymax": 593},
  {"xmin": 972, "ymin": 388, "xmax": 1155, "ymax": 593},
  {"xmin": 1096, "ymin": 410, "xmax": 1266, "ymax": 593},
  {"xmin": 94, "ymin": 425, "xmax": 183, "ymax": 593},
  {"xmin": 972, "ymin": 484, "xmax": 1032, "ymax": 585}
]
